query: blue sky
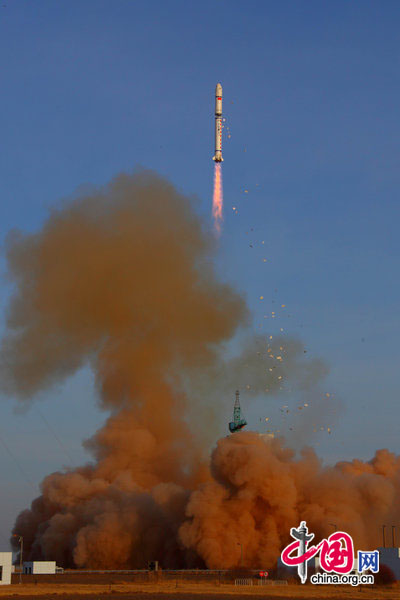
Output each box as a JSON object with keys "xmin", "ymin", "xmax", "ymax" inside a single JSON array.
[{"xmin": 1, "ymin": 1, "xmax": 400, "ymax": 548}]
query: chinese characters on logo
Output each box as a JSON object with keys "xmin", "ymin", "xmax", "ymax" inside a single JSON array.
[{"xmin": 281, "ymin": 521, "xmax": 379, "ymax": 584}]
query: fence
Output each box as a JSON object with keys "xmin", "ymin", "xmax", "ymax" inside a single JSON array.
[
  {"xmin": 16, "ymin": 569, "xmax": 288, "ymax": 587},
  {"xmin": 235, "ymin": 578, "xmax": 253, "ymax": 586}
]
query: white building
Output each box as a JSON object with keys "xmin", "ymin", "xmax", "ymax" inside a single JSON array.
[
  {"xmin": 0, "ymin": 553, "xmax": 12, "ymax": 585},
  {"xmin": 23, "ymin": 561, "xmax": 56, "ymax": 575}
]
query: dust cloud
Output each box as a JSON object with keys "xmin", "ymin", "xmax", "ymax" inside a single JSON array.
[{"xmin": 1, "ymin": 171, "xmax": 397, "ymax": 568}]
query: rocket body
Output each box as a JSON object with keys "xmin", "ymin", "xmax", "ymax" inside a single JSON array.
[{"xmin": 213, "ymin": 83, "xmax": 223, "ymax": 162}]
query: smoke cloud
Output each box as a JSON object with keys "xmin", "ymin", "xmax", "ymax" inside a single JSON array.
[
  {"xmin": 180, "ymin": 433, "xmax": 400, "ymax": 568},
  {"xmin": 2, "ymin": 170, "xmax": 399, "ymax": 569},
  {"xmin": 2, "ymin": 170, "xmax": 247, "ymax": 567}
]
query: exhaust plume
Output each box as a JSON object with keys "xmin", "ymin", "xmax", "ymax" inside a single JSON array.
[
  {"xmin": 212, "ymin": 164, "xmax": 223, "ymax": 235},
  {"xmin": 180, "ymin": 433, "xmax": 400, "ymax": 568},
  {"xmin": 2, "ymin": 170, "xmax": 399, "ymax": 569},
  {"xmin": 2, "ymin": 170, "xmax": 245, "ymax": 567}
]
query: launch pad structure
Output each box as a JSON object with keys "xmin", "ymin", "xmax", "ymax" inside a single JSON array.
[{"xmin": 228, "ymin": 390, "xmax": 247, "ymax": 433}]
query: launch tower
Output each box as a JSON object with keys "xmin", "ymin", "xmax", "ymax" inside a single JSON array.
[{"xmin": 228, "ymin": 390, "xmax": 247, "ymax": 433}]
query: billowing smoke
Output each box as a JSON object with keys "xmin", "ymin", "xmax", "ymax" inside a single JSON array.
[
  {"xmin": 2, "ymin": 170, "xmax": 247, "ymax": 567},
  {"xmin": 180, "ymin": 433, "xmax": 400, "ymax": 568},
  {"xmin": 2, "ymin": 171, "xmax": 399, "ymax": 569}
]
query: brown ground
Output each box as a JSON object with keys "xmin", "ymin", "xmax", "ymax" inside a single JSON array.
[{"xmin": 0, "ymin": 576, "xmax": 397, "ymax": 600}]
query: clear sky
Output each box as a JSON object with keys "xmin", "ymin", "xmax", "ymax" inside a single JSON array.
[{"xmin": 1, "ymin": 1, "xmax": 400, "ymax": 548}]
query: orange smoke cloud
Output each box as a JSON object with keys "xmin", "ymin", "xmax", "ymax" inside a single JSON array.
[
  {"xmin": 212, "ymin": 163, "xmax": 223, "ymax": 235},
  {"xmin": 3, "ymin": 170, "xmax": 246, "ymax": 567},
  {"xmin": 179, "ymin": 433, "xmax": 400, "ymax": 568},
  {"xmin": 2, "ymin": 170, "xmax": 399, "ymax": 570}
]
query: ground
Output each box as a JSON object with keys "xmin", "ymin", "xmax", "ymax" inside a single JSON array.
[{"xmin": 0, "ymin": 574, "xmax": 397, "ymax": 600}]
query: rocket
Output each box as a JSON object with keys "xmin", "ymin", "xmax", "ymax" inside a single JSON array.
[{"xmin": 213, "ymin": 83, "xmax": 223, "ymax": 162}]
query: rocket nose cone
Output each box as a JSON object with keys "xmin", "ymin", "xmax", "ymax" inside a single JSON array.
[{"xmin": 216, "ymin": 83, "xmax": 222, "ymax": 94}]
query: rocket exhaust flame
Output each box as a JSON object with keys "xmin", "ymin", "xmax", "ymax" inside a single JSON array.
[{"xmin": 212, "ymin": 163, "xmax": 223, "ymax": 235}]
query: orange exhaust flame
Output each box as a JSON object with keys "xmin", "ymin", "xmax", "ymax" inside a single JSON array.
[{"xmin": 212, "ymin": 163, "xmax": 223, "ymax": 235}]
